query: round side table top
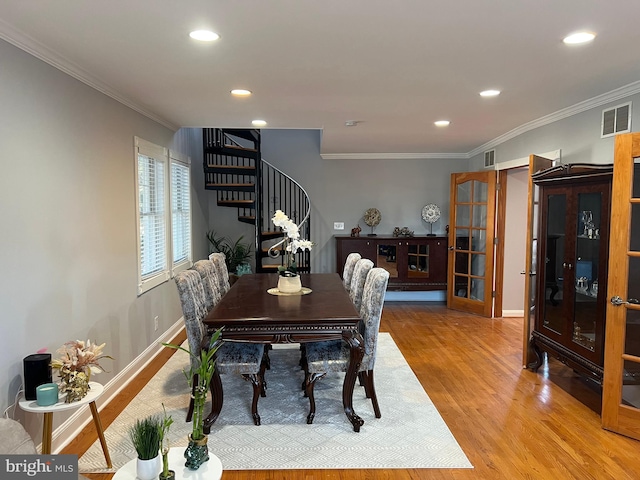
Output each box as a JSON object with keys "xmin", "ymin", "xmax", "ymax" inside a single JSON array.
[
  {"xmin": 19, "ymin": 382, "xmax": 104, "ymax": 413},
  {"xmin": 112, "ymin": 447, "xmax": 223, "ymax": 480}
]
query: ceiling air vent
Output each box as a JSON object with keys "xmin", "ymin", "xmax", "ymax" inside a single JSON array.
[
  {"xmin": 601, "ymin": 102, "xmax": 631, "ymax": 138},
  {"xmin": 484, "ymin": 149, "xmax": 495, "ymax": 168}
]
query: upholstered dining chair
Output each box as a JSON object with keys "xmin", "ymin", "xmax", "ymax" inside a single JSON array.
[
  {"xmin": 349, "ymin": 258, "xmax": 374, "ymax": 312},
  {"xmin": 174, "ymin": 270, "xmax": 266, "ymax": 426},
  {"xmin": 209, "ymin": 252, "xmax": 231, "ymax": 296},
  {"xmin": 342, "ymin": 252, "xmax": 362, "ymax": 292},
  {"xmin": 192, "ymin": 259, "xmax": 222, "ymax": 312},
  {"xmin": 302, "ymin": 267, "xmax": 390, "ymax": 424}
]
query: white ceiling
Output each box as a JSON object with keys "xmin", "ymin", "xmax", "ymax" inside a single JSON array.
[{"xmin": 1, "ymin": 1, "xmax": 640, "ymax": 158}]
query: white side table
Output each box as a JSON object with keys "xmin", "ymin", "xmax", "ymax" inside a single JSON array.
[
  {"xmin": 112, "ymin": 447, "xmax": 223, "ymax": 480},
  {"xmin": 18, "ymin": 381, "xmax": 112, "ymax": 468}
]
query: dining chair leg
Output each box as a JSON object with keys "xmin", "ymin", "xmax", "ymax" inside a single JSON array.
[
  {"xmin": 364, "ymin": 370, "xmax": 381, "ymax": 418},
  {"xmin": 305, "ymin": 372, "xmax": 325, "ymax": 424},
  {"xmin": 203, "ymin": 371, "xmax": 223, "ymax": 435},
  {"xmin": 243, "ymin": 373, "xmax": 263, "ymax": 426},
  {"xmin": 186, "ymin": 373, "xmax": 198, "ymax": 422},
  {"xmin": 358, "ymin": 371, "xmax": 366, "ymax": 387},
  {"xmin": 259, "ymin": 354, "xmax": 268, "ymax": 397}
]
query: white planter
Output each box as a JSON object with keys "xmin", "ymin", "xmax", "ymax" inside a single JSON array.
[
  {"xmin": 278, "ymin": 274, "xmax": 302, "ymax": 293},
  {"xmin": 136, "ymin": 454, "xmax": 161, "ymax": 480}
]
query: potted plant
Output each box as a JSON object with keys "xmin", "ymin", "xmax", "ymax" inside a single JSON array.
[
  {"xmin": 163, "ymin": 328, "xmax": 223, "ymax": 470},
  {"xmin": 159, "ymin": 403, "xmax": 174, "ymax": 480},
  {"xmin": 206, "ymin": 230, "xmax": 252, "ymax": 277},
  {"xmin": 271, "ymin": 210, "xmax": 313, "ymax": 293},
  {"xmin": 128, "ymin": 415, "xmax": 162, "ymax": 480}
]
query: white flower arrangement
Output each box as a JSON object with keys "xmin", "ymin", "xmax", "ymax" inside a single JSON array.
[{"xmin": 271, "ymin": 210, "xmax": 313, "ymax": 276}]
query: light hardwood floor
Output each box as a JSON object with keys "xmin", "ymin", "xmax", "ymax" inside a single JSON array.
[{"xmin": 68, "ymin": 304, "xmax": 640, "ymax": 480}]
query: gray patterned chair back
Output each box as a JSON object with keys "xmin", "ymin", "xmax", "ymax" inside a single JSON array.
[
  {"xmin": 174, "ymin": 270, "xmax": 207, "ymax": 371},
  {"xmin": 342, "ymin": 252, "xmax": 362, "ymax": 291},
  {"xmin": 193, "ymin": 259, "xmax": 222, "ymax": 311},
  {"xmin": 349, "ymin": 258, "xmax": 374, "ymax": 312},
  {"xmin": 209, "ymin": 252, "xmax": 231, "ymax": 295},
  {"xmin": 359, "ymin": 267, "xmax": 390, "ymax": 370}
]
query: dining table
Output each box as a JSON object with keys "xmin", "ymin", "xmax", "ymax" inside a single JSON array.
[{"xmin": 202, "ymin": 272, "xmax": 366, "ymax": 432}]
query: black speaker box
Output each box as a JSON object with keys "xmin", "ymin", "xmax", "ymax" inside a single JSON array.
[{"xmin": 23, "ymin": 353, "xmax": 52, "ymax": 400}]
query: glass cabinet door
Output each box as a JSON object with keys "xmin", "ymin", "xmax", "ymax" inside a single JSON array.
[
  {"xmin": 407, "ymin": 242, "xmax": 429, "ymax": 278},
  {"xmin": 377, "ymin": 243, "xmax": 398, "ymax": 278},
  {"xmin": 572, "ymin": 192, "xmax": 602, "ymax": 352},
  {"xmin": 541, "ymin": 193, "xmax": 566, "ymax": 335}
]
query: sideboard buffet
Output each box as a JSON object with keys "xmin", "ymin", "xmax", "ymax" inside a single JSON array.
[{"xmin": 335, "ymin": 235, "xmax": 448, "ymax": 291}]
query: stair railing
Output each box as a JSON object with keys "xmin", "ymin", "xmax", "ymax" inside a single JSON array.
[
  {"xmin": 215, "ymin": 130, "xmax": 311, "ymax": 271},
  {"xmin": 262, "ymin": 159, "xmax": 311, "ymax": 265}
]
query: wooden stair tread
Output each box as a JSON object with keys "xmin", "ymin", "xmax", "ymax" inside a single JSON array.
[
  {"xmin": 206, "ymin": 183, "xmax": 256, "ymax": 188},
  {"xmin": 223, "ymin": 144, "xmax": 258, "ymax": 153},
  {"xmin": 205, "ymin": 164, "xmax": 256, "ymax": 171}
]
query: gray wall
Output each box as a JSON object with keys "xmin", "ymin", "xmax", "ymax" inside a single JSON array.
[
  {"xmin": 0, "ymin": 40, "xmax": 209, "ymax": 438},
  {"xmin": 258, "ymin": 130, "xmax": 469, "ymax": 274}
]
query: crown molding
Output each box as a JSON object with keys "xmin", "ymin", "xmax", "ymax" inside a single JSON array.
[
  {"xmin": 320, "ymin": 152, "xmax": 469, "ymax": 160},
  {"xmin": 467, "ymin": 80, "xmax": 640, "ymax": 158},
  {"xmin": 0, "ymin": 19, "xmax": 179, "ymax": 131}
]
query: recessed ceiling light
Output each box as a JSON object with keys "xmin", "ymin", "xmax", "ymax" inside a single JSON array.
[
  {"xmin": 345, "ymin": 120, "xmax": 358, "ymax": 127},
  {"xmin": 231, "ymin": 89, "xmax": 252, "ymax": 96},
  {"xmin": 189, "ymin": 30, "xmax": 220, "ymax": 42},
  {"xmin": 252, "ymin": 119, "xmax": 267, "ymax": 127},
  {"xmin": 563, "ymin": 31, "xmax": 595, "ymax": 45},
  {"xmin": 480, "ymin": 89, "xmax": 501, "ymax": 97},
  {"xmin": 434, "ymin": 120, "xmax": 450, "ymax": 127}
]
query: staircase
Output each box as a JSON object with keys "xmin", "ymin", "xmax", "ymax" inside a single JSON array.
[{"xmin": 203, "ymin": 128, "xmax": 311, "ymax": 274}]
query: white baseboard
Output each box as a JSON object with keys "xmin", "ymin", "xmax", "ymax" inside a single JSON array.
[
  {"xmin": 501, "ymin": 310, "xmax": 524, "ymax": 318},
  {"xmin": 50, "ymin": 318, "xmax": 185, "ymax": 453}
]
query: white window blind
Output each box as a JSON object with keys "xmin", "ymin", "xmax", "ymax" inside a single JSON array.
[
  {"xmin": 171, "ymin": 152, "xmax": 192, "ymax": 271},
  {"xmin": 135, "ymin": 137, "xmax": 170, "ymax": 295},
  {"xmin": 139, "ymin": 154, "xmax": 166, "ymax": 277}
]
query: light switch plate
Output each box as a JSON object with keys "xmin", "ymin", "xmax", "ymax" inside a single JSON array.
[{"xmin": 334, "ymin": 222, "xmax": 345, "ymax": 230}]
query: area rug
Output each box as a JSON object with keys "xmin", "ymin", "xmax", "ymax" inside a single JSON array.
[{"xmin": 79, "ymin": 333, "xmax": 472, "ymax": 472}]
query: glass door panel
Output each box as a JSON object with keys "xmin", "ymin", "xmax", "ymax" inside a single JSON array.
[
  {"xmin": 407, "ymin": 243, "xmax": 429, "ymax": 278},
  {"xmin": 572, "ymin": 192, "xmax": 602, "ymax": 352},
  {"xmin": 377, "ymin": 244, "xmax": 398, "ymax": 278},
  {"xmin": 542, "ymin": 193, "xmax": 566, "ymax": 335}
]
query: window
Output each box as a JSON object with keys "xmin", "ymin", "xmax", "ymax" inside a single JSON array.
[
  {"xmin": 170, "ymin": 151, "xmax": 192, "ymax": 274},
  {"xmin": 135, "ymin": 137, "xmax": 192, "ymax": 295}
]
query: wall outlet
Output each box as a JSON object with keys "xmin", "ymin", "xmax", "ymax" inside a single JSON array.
[
  {"xmin": 334, "ymin": 222, "xmax": 345, "ymax": 230},
  {"xmin": 154, "ymin": 316, "xmax": 159, "ymax": 331}
]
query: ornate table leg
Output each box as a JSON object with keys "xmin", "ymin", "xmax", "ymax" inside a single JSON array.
[
  {"xmin": 203, "ymin": 369, "xmax": 223, "ymax": 434},
  {"xmin": 342, "ymin": 330, "xmax": 365, "ymax": 432}
]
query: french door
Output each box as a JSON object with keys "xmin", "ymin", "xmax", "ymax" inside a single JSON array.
[
  {"xmin": 602, "ymin": 133, "xmax": 640, "ymax": 439},
  {"xmin": 447, "ymin": 171, "xmax": 496, "ymax": 317}
]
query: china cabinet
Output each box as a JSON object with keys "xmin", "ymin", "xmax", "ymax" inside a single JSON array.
[
  {"xmin": 528, "ymin": 164, "xmax": 613, "ymax": 384},
  {"xmin": 335, "ymin": 236, "xmax": 448, "ymax": 291}
]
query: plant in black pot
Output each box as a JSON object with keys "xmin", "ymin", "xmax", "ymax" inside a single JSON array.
[
  {"xmin": 128, "ymin": 415, "xmax": 162, "ymax": 480},
  {"xmin": 206, "ymin": 230, "xmax": 252, "ymax": 277}
]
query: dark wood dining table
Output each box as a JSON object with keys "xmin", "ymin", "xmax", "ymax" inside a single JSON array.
[{"xmin": 202, "ymin": 273, "xmax": 366, "ymax": 432}]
